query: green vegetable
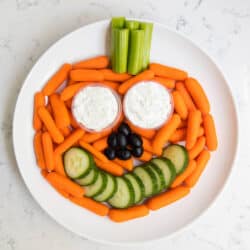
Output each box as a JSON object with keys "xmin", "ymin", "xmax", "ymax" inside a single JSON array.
[
  {"xmin": 127, "ymin": 29, "xmax": 145, "ymax": 75},
  {"xmin": 111, "ymin": 16, "xmax": 125, "ymax": 28},
  {"xmin": 125, "ymin": 20, "xmax": 140, "ymax": 30},
  {"xmin": 140, "ymin": 22, "xmax": 153, "ymax": 70}
]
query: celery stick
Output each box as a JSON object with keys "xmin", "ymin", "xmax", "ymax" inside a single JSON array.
[
  {"xmin": 140, "ymin": 22, "xmax": 153, "ymax": 70},
  {"xmin": 111, "ymin": 17, "xmax": 125, "ymax": 28},
  {"xmin": 127, "ymin": 30, "xmax": 144, "ymax": 75},
  {"xmin": 125, "ymin": 20, "xmax": 140, "ymax": 30},
  {"xmin": 112, "ymin": 29, "xmax": 129, "ymax": 73}
]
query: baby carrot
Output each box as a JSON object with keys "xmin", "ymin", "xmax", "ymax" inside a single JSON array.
[
  {"xmin": 137, "ymin": 151, "xmax": 152, "ymax": 162},
  {"xmin": 41, "ymin": 169, "xmax": 48, "ymax": 178},
  {"xmin": 185, "ymin": 78, "xmax": 210, "ymax": 114},
  {"xmin": 69, "ymin": 112, "xmax": 79, "ymax": 129},
  {"xmin": 82, "ymin": 129, "xmax": 111, "ymax": 143},
  {"xmin": 79, "ymin": 140, "xmax": 108, "ymax": 162},
  {"xmin": 171, "ymin": 160, "xmax": 197, "ymax": 188},
  {"xmin": 50, "ymin": 94, "xmax": 70, "ymax": 129},
  {"xmin": 102, "ymin": 81, "xmax": 119, "ymax": 91},
  {"xmin": 73, "ymin": 56, "xmax": 109, "ymax": 69},
  {"xmin": 54, "ymin": 187, "xmax": 70, "ymax": 199},
  {"xmin": 172, "ymin": 90, "xmax": 188, "ymax": 120},
  {"xmin": 33, "ymin": 92, "xmax": 45, "ymax": 130},
  {"xmin": 118, "ymin": 70, "xmax": 154, "ymax": 94},
  {"xmin": 114, "ymin": 158, "xmax": 133, "ymax": 171},
  {"xmin": 93, "ymin": 137, "xmax": 108, "ymax": 151},
  {"xmin": 42, "ymin": 63, "xmax": 72, "ymax": 96},
  {"xmin": 34, "ymin": 132, "xmax": 46, "ymax": 169},
  {"xmin": 42, "ymin": 132, "xmax": 54, "ymax": 171},
  {"xmin": 99, "ymin": 69, "xmax": 132, "ymax": 82},
  {"xmin": 109, "ymin": 205, "xmax": 149, "ymax": 222},
  {"xmin": 152, "ymin": 114, "xmax": 181, "ymax": 155},
  {"xmin": 178, "ymin": 119, "xmax": 187, "ymax": 128},
  {"xmin": 69, "ymin": 196, "xmax": 109, "ymax": 216},
  {"xmin": 186, "ymin": 110, "xmax": 202, "ymax": 150},
  {"xmin": 38, "ymin": 107, "xmax": 64, "ymax": 144},
  {"xmin": 60, "ymin": 126, "xmax": 71, "ymax": 137},
  {"xmin": 54, "ymin": 154, "xmax": 66, "ymax": 177},
  {"xmin": 185, "ymin": 150, "xmax": 210, "ymax": 187},
  {"xmin": 188, "ymin": 136, "xmax": 206, "ymax": 160},
  {"xmin": 126, "ymin": 121, "xmax": 156, "ymax": 139},
  {"xmin": 169, "ymin": 128, "xmax": 186, "ymax": 142},
  {"xmin": 54, "ymin": 128, "xmax": 85, "ymax": 155},
  {"xmin": 65, "ymin": 99, "xmax": 72, "ymax": 109},
  {"xmin": 46, "ymin": 172, "xmax": 84, "ymax": 197},
  {"xmin": 67, "ymin": 79, "xmax": 75, "ymax": 85},
  {"xmin": 60, "ymin": 82, "xmax": 90, "ymax": 101},
  {"xmin": 149, "ymin": 63, "xmax": 188, "ymax": 80},
  {"xmin": 142, "ymin": 137, "xmax": 153, "ymax": 153},
  {"xmin": 198, "ymin": 127, "xmax": 204, "ymax": 137},
  {"xmin": 146, "ymin": 186, "xmax": 190, "ymax": 210},
  {"xmin": 203, "ymin": 114, "xmax": 218, "ymax": 151},
  {"xmin": 46, "ymin": 103, "xmax": 53, "ymax": 116},
  {"xmin": 153, "ymin": 76, "xmax": 175, "ymax": 89},
  {"xmin": 175, "ymin": 81, "xmax": 196, "ymax": 111},
  {"xmin": 94, "ymin": 158, "xmax": 124, "ymax": 176},
  {"xmin": 70, "ymin": 69, "xmax": 104, "ymax": 82}
]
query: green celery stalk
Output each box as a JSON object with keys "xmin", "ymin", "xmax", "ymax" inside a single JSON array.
[
  {"xmin": 140, "ymin": 22, "xmax": 153, "ymax": 70},
  {"xmin": 127, "ymin": 30, "xmax": 145, "ymax": 75},
  {"xmin": 112, "ymin": 29, "xmax": 129, "ymax": 73},
  {"xmin": 125, "ymin": 20, "xmax": 140, "ymax": 30},
  {"xmin": 111, "ymin": 17, "xmax": 125, "ymax": 28}
]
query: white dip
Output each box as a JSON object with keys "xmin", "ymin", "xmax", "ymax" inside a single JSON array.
[
  {"xmin": 124, "ymin": 81, "xmax": 173, "ymax": 129},
  {"xmin": 72, "ymin": 85, "xmax": 119, "ymax": 131}
]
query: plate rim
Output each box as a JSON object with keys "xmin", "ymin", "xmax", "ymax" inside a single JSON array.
[{"xmin": 12, "ymin": 18, "xmax": 240, "ymax": 246}]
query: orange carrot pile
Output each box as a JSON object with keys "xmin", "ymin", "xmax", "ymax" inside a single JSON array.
[
  {"xmin": 70, "ymin": 69, "xmax": 104, "ymax": 82},
  {"xmin": 33, "ymin": 92, "xmax": 45, "ymax": 130},
  {"xmin": 42, "ymin": 132, "xmax": 54, "ymax": 171}
]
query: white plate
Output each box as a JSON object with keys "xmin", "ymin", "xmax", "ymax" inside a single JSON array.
[{"xmin": 13, "ymin": 19, "xmax": 239, "ymax": 245}]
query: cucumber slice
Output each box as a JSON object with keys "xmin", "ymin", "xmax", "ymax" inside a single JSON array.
[
  {"xmin": 151, "ymin": 158, "xmax": 175, "ymax": 188},
  {"xmin": 146, "ymin": 163, "xmax": 165, "ymax": 194},
  {"xmin": 108, "ymin": 177, "xmax": 134, "ymax": 208},
  {"xmin": 124, "ymin": 173, "xmax": 145, "ymax": 204},
  {"xmin": 94, "ymin": 173, "xmax": 117, "ymax": 202},
  {"xmin": 75, "ymin": 168, "xmax": 98, "ymax": 186},
  {"xmin": 162, "ymin": 158, "xmax": 177, "ymax": 185},
  {"xmin": 64, "ymin": 147, "xmax": 93, "ymax": 179},
  {"xmin": 85, "ymin": 172, "xmax": 107, "ymax": 197},
  {"xmin": 163, "ymin": 144, "xmax": 189, "ymax": 175},
  {"xmin": 133, "ymin": 166, "xmax": 157, "ymax": 197}
]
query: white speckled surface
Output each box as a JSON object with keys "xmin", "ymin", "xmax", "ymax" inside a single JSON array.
[{"xmin": 0, "ymin": 0, "xmax": 250, "ymax": 249}]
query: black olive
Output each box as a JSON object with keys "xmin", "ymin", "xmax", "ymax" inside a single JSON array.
[
  {"xmin": 117, "ymin": 133, "xmax": 127, "ymax": 148},
  {"xmin": 131, "ymin": 147, "xmax": 144, "ymax": 157},
  {"xmin": 107, "ymin": 132, "xmax": 118, "ymax": 148},
  {"xmin": 118, "ymin": 122, "xmax": 131, "ymax": 136},
  {"xmin": 116, "ymin": 149, "xmax": 131, "ymax": 160},
  {"xmin": 128, "ymin": 133, "xmax": 142, "ymax": 147},
  {"xmin": 104, "ymin": 147, "xmax": 116, "ymax": 160}
]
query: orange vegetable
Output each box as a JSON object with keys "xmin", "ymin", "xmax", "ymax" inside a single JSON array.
[
  {"xmin": 198, "ymin": 127, "xmax": 204, "ymax": 137},
  {"xmin": 42, "ymin": 132, "xmax": 54, "ymax": 171},
  {"xmin": 171, "ymin": 160, "xmax": 197, "ymax": 188},
  {"xmin": 146, "ymin": 186, "xmax": 190, "ymax": 210},
  {"xmin": 109, "ymin": 205, "xmax": 149, "ymax": 222},
  {"xmin": 172, "ymin": 90, "xmax": 188, "ymax": 120},
  {"xmin": 65, "ymin": 99, "xmax": 72, "ymax": 109},
  {"xmin": 46, "ymin": 103, "xmax": 53, "ymax": 116},
  {"xmin": 150, "ymin": 63, "xmax": 188, "ymax": 80},
  {"xmin": 46, "ymin": 172, "xmax": 84, "ymax": 198},
  {"xmin": 94, "ymin": 158, "xmax": 124, "ymax": 176},
  {"xmin": 142, "ymin": 137, "xmax": 153, "ymax": 153},
  {"xmin": 169, "ymin": 128, "xmax": 186, "ymax": 142},
  {"xmin": 38, "ymin": 107, "xmax": 64, "ymax": 143},
  {"xmin": 54, "ymin": 128, "xmax": 85, "ymax": 155},
  {"xmin": 188, "ymin": 136, "xmax": 206, "ymax": 160},
  {"xmin": 185, "ymin": 150, "xmax": 210, "ymax": 187},
  {"xmin": 69, "ymin": 112, "xmax": 79, "ymax": 129},
  {"xmin": 102, "ymin": 81, "xmax": 119, "ymax": 91},
  {"xmin": 34, "ymin": 132, "xmax": 46, "ymax": 169},
  {"xmin": 93, "ymin": 137, "xmax": 108, "ymax": 151},
  {"xmin": 118, "ymin": 70, "xmax": 154, "ymax": 94},
  {"xmin": 126, "ymin": 121, "xmax": 156, "ymax": 139},
  {"xmin": 79, "ymin": 140, "xmax": 108, "ymax": 162},
  {"xmin": 82, "ymin": 129, "xmax": 111, "ymax": 143},
  {"xmin": 60, "ymin": 82, "xmax": 90, "ymax": 101},
  {"xmin": 203, "ymin": 114, "xmax": 218, "ymax": 151},
  {"xmin": 54, "ymin": 154, "xmax": 66, "ymax": 176},
  {"xmin": 152, "ymin": 114, "xmax": 181, "ymax": 155},
  {"xmin": 175, "ymin": 81, "xmax": 196, "ymax": 111},
  {"xmin": 50, "ymin": 94, "xmax": 70, "ymax": 129},
  {"xmin": 40, "ymin": 169, "xmax": 48, "ymax": 178},
  {"xmin": 153, "ymin": 76, "xmax": 175, "ymax": 88},
  {"xmin": 54, "ymin": 187, "xmax": 70, "ymax": 199},
  {"xmin": 73, "ymin": 56, "xmax": 109, "ymax": 69},
  {"xmin": 178, "ymin": 119, "xmax": 187, "ymax": 128},
  {"xmin": 60, "ymin": 126, "xmax": 71, "ymax": 137},
  {"xmin": 99, "ymin": 69, "xmax": 131, "ymax": 82},
  {"xmin": 114, "ymin": 158, "xmax": 133, "ymax": 171},
  {"xmin": 33, "ymin": 92, "xmax": 45, "ymax": 130},
  {"xmin": 42, "ymin": 63, "xmax": 72, "ymax": 96},
  {"xmin": 137, "ymin": 151, "xmax": 152, "ymax": 162},
  {"xmin": 70, "ymin": 69, "xmax": 104, "ymax": 82},
  {"xmin": 67, "ymin": 79, "xmax": 75, "ymax": 85},
  {"xmin": 185, "ymin": 78, "xmax": 210, "ymax": 114},
  {"xmin": 69, "ymin": 196, "xmax": 109, "ymax": 216}
]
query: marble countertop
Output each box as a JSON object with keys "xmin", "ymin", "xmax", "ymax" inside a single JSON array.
[{"xmin": 1, "ymin": 0, "xmax": 250, "ymax": 249}]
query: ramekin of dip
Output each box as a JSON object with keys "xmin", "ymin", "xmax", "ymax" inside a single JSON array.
[
  {"xmin": 123, "ymin": 81, "xmax": 173, "ymax": 130},
  {"xmin": 72, "ymin": 84, "xmax": 122, "ymax": 132}
]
